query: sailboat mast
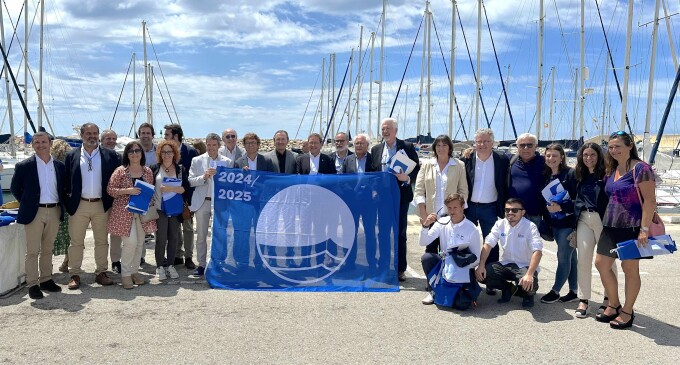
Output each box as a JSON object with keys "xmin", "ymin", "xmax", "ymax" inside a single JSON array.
[
  {"xmin": 142, "ymin": 21, "xmax": 151, "ymax": 128},
  {"xmin": 426, "ymin": 1, "xmax": 432, "ymax": 138},
  {"xmin": 417, "ymin": 5, "xmax": 427, "ymax": 140},
  {"xmin": 503, "ymin": 65, "xmax": 510, "ymax": 140},
  {"xmin": 0, "ymin": 4, "xmax": 15, "ymax": 157},
  {"xmin": 602, "ymin": 57, "xmax": 609, "ymax": 142},
  {"xmin": 549, "ymin": 66, "xmax": 555, "ymax": 140},
  {"xmin": 578, "ymin": 0, "xmax": 585, "ymax": 141},
  {"xmin": 369, "ymin": 33, "xmax": 375, "ymax": 137},
  {"xmin": 536, "ymin": 0, "xmax": 544, "ymax": 139},
  {"xmin": 320, "ymin": 57, "xmax": 325, "ymax": 135},
  {"xmin": 662, "ymin": 0, "xmax": 678, "ymax": 71},
  {"xmin": 572, "ymin": 68, "xmax": 578, "ymax": 140},
  {"xmin": 346, "ymin": 48, "xmax": 353, "ymax": 134},
  {"xmin": 38, "ymin": 0, "xmax": 44, "ymax": 129},
  {"xmin": 449, "ymin": 0, "xmax": 457, "ymax": 138},
  {"xmin": 378, "ymin": 0, "xmax": 386, "ymax": 132},
  {"xmin": 356, "ymin": 26, "xmax": 363, "ymax": 136},
  {"xmin": 23, "ymin": 0, "xmax": 28, "ymax": 136},
  {"xmin": 132, "ymin": 52, "xmax": 136, "ymax": 133},
  {"xmin": 620, "ymin": 0, "xmax": 634, "ymax": 131},
  {"xmin": 475, "ymin": 0, "xmax": 481, "ymax": 131},
  {"xmin": 643, "ymin": 0, "xmax": 661, "ymax": 160},
  {"xmin": 331, "ymin": 53, "xmax": 336, "ymax": 137}
]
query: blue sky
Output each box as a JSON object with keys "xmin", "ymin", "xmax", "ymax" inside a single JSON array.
[{"xmin": 1, "ymin": 0, "xmax": 678, "ymax": 141}]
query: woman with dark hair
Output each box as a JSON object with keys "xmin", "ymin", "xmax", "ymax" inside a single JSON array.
[
  {"xmin": 572, "ymin": 143, "xmax": 617, "ymax": 317},
  {"xmin": 150, "ymin": 140, "xmax": 190, "ymax": 280},
  {"xmin": 540, "ymin": 143, "xmax": 578, "ymax": 304},
  {"xmin": 107, "ymin": 141, "xmax": 157, "ymax": 289},
  {"xmin": 594, "ymin": 131, "xmax": 656, "ymax": 329},
  {"xmin": 414, "ymin": 134, "xmax": 468, "ymax": 255}
]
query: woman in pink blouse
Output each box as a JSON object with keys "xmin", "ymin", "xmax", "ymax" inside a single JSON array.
[{"xmin": 107, "ymin": 141, "xmax": 157, "ymax": 289}]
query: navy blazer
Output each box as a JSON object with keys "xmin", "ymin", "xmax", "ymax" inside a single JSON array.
[
  {"xmin": 573, "ymin": 172, "xmax": 609, "ymax": 226},
  {"xmin": 234, "ymin": 154, "xmax": 277, "ymax": 172},
  {"xmin": 296, "ymin": 153, "xmax": 337, "ymax": 175},
  {"xmin": 341, "ymin": 153, "xmax": 377, "ymax": 173},
  {"xmin": 462, "ymin": 150, "xmax": 510, "ymax": 218},
  {"xmin": 329, "ymin": 150, "xmax": 354, "ymax": 173},
  {"xmin": 63, "ymin": 146, "xmax": 121, "ymax": 215},
  {"xmin": 369, "ymin": 139, "xmax": 420, "ymax": 203},
  {"xmin": 11, "ymin": 155, "xmax": 66, "ymax": 224}
]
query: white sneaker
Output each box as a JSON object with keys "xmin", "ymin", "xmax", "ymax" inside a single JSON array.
[
  {"xmin": 422, "ymin": 292, "xmax": 434, "ymax": 305},
  {"xmin": 167, "ymin": 265, "xmax": 179, "ymax": 279},
  {"xmin": 157, "ymin": 267, "xmax": 167, "ymax": 280}
]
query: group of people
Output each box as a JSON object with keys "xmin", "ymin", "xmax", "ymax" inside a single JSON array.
[
  {"xmin": 415, "ymin": 128, "xmax": 655, "ymax": 330},
  {"xmin": 10, "ymin": 118, "xmax": 655, "ymax": 330}
]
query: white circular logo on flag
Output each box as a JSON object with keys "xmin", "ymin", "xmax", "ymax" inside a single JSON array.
[{"xmin": 255, "ymin": 184, "xmax": 355, "ymax": 284}]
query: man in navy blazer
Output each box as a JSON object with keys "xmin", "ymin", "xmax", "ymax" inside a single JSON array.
[
  {"xmin": 461, "ymin": 129, "xmax": 509, "ymax": 294},
  {"xmin": 63, "ymin": 123, "xmax": 121, "ymax": 289},
  {"xmin": 234, "ymin": 133, "xmax": 277, "ymax": 172},
  {"xmin": 296, "ymin": 133, "xmax": 336, "ymax": 175},
  {"xmin": 328, "ymin": 132, "xmax": 354, "ymax": 173},
  {"xmin": 11, "ymin": 132, "xmax": 65, "ymax": 299},
  {"xmin": 369, "ymin": 118, "xmax": 420, "ymax": 281}
]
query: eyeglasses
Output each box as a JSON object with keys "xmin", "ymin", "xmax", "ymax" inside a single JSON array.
[
  {"xmin": 504, "ymin": 208, "xmax": 525, "ymax": 213},
  {"xmin": 224, "ymin": 135, "xmax": 237, "ymax": 140},
  {"xmin": 610, "ymin": 130, "xmax": 628, "ymax": 138},
  {"xmin": 475, "ymin": 140, "xmax": 492, "ymax": 145},
  {"xmin": 128, "ymin": 149, "xmax": 142, "ymax": 154},
  {"xmin": 161, "ymin": 150, "xmax": 174, "ymax": 155},
  {"xmin": 518, "ymin": 143, "xmax": 534, "ymax": 149},
  {"xmin": 335, "ymin": 140, "xmax": 346, "ymax": 143},
  {"xmin": 244, "ymin": 141, "xmax": 258, "ymax": 146}
]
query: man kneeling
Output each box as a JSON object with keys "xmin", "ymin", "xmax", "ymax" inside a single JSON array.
[
  {"xmin": 419, "ymin": 193, "xmax": 482, "ymax": 306},
  {"xmin": 476, "ymin": 198, "xmax": 543, "ymax": 308}
]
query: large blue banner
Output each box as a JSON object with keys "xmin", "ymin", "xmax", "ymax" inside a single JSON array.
[{"xmin": 206, "ymin": 167, "xmax": 400, "ymax": 291}]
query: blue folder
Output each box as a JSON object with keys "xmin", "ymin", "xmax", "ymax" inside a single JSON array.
[
  {"xmin": 126, "ymin": 180, "xmax": 155, "ymax": 215},
  {"xmin": 614, "ymin": 235, "xmax": 677, "ymax": 260},
  {"xmin": 161, "ymin": 177, "xmax": 184, "ymax": 217}
]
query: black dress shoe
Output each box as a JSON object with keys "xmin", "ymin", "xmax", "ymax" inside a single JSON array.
[
  {"xmin": 39, "ymin": 279, "xmax": 62, "ymax": 292},
  {"xmin": 185, "ymin": 258, "xmax": 196, "ymax": 270},
  {"xmin": 485, "ymin": 288, "xmax": 497, "ymax": 296},
  {"xmin": 28, "ymin": 285, "xmax": 44, "ymax": 299},
  {"xmin": 596, "ymin": 305, "xmax": 622, "ymax": 323},
  {"xmin": 174, "ymin": 257, "xmax": 184, "ymax": 266}
]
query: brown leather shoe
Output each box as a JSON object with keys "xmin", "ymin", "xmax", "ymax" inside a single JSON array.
[
  {"xmin": 131, "ymin": 273, "xmax": 145, "ymax": 286},
  {"xmin": 68, "ymin": 275, "xmax": 81, "ymax": 290},
  {"xmin": 95, "ymin": 272, "xmax": 114, "ymax": 286}
]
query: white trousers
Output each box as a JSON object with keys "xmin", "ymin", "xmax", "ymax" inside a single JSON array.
[
  {"xmin": 121, "ymin": 215, "xmax": 145, "ymax": 277},
  {"xmin": 576, "ymin": 211, "xmax": 617, "ymax": 300},
  {"xmin": 194, "ymin": 200, "xmax": 212, "ymax": 268}
]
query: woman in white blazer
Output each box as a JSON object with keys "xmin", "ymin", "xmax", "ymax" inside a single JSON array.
[{"xmin": 414, "ymin": 134, "xmax": 468, "ymax": 254}]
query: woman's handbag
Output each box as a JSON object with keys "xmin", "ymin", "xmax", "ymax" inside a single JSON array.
[
  {"xmin": 633, "ymin": 163, "xmax": 665, "ymax": 236},
  {"xmin": 140, "ymin": 207, "xmax": 159, "ymax": 223}
]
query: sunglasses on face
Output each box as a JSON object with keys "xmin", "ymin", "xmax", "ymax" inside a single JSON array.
[
  {"xmin": 504, "ymin": 208, "xmax": 524, "ymax": 213},
  {"xmin": 518, "ymin": 143, "xmax": 534, "ymax": 149},
  {"xmin": 224, "ymin": 135, "xmax": 237, "ymax": 140},
  {"xmin": 128, "ymin": 149, "xmax": 142, "ymax": 155}
]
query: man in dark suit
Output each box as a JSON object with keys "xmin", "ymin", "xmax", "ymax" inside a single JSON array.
[
  {"xmin": 63, "ymin": 123, "xmax": 121, "ymax": 289},
  {"xmin": 461, "ymin": 128, "xmax": 509, "ymax": 294},
  {"xmin": 234, "ymin": 133, "xmax": 278, "ymax": 172},
  {"xmin": 329, "ymin": 132, "xmax": 354, "ymax": 173},
  {"xmin": 265, "ymin": 130, "xmax": 297, "ymax": 174},
  {"xmin": 164, "ymin": 123, "xmax": 198, "ymax": 269},
  {"xmin": 370, "ymin": 118, "xmax": 420, "ymax": 281},
  {"xmin": 11, "ymin": 132, "xmax": 65, "ymax": 299},
  {"xmin": 296, "ymin": 133, "xmax": 336, "ymax": 175}
]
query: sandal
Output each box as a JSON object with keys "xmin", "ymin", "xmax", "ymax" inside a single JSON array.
[
  {"xmin": 574, "ymin": 299, "xmax": 589, "ymax": 318},
  {"xmin": 597, "ymin": 296, "xmax": 609, "ymax": 315},
  {"xmin": 595, "ymin": 304, "xmax": 621, "ymax": 323},
  {"xmin": 610, "ymin": 310, "xmax": 635, "ymax": 329}
]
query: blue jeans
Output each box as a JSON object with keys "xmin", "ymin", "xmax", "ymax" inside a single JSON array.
[{"xmin": 551, "ymin": 226, "xmax": 577, "ymax": 293}]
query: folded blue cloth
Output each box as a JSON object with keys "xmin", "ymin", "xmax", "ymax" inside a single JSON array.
[{"xmin": 0, "ymin": 215, "xmax": 15, "ymax": 226}]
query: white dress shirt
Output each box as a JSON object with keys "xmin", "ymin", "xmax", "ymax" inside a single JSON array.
[
  {"xmin": 419, "ymin": 217, "xmax": 482, "ymax": 283},
  {"xmin": 485, "ymin": 217, "xmax": 543, "ymax": 269},
  {"xmin": 219, "ymin": 146, "xmax": 239, "ymax": 167},
  {"xmin": 80, "ymin": 146, "xmax": 103, "ymax": 199},
  {"xmin": 433, "ymin": 158, "xmax": 458, "ymax": 214},
  {"xmin": 471, "ymin": 154, "xmax": 497, "ymax": 203},
  {"xmin": 247, "ymin": 156, "xmax": 258, "ymax": 171},
  {"xmin": 309, "ymin": 153, "xmax": 321, "ymax": 175},
  {"xmin": 36, "ymin": 156, "xmax": 59, "ymax": 204},
  {"xmin": 144, "ymin": 144, "xmax": 157, "ymax": 166}
]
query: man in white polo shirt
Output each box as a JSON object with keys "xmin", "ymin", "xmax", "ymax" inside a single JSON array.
[{"xmin": 476, "ymin": 198, "xmax": 543, "ymax": 308}]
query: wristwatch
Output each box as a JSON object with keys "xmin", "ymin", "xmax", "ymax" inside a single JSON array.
[{"xmin": 640, "ymin": 226, "xmax": 649, "ymax": 232}]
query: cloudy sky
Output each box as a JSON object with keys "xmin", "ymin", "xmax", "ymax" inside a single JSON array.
[{"xmin": 0, "ymin": 0, "xmax": 678, "ymax": 141}]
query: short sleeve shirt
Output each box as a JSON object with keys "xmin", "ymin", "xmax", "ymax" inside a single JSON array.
[{"xmin": 602, "ymin": 161, "xmax": 654, "ymax": 228}]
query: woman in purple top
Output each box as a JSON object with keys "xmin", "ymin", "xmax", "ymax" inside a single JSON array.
[{"xmin": 594, "ymin": 131, "xmax": 656, "ymax": 329}]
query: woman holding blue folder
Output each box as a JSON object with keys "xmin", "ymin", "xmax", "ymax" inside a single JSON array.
[
  {"xmin": 150, "ymin": 140, "xmax": 190, "ymax": 281},
  {"xmin": 107, "ymin": 141, "xmax": 157, "ymax": 289},
  {"xmin": 594, "ymin": 131, "xmax": 656, "ymax": 329}
]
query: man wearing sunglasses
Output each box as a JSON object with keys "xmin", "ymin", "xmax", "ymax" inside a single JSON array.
[
  {"xmin": 475, "ymin": 198, "xmax": 543, "ymax": 308},
  {"xmin": 219, "ymin": 128, "xmax": 244, "ymax": 168},
  {"xmin": 508, "ymin": 133, "xmax": 547, "ymax": 237},
  {"xmin": 63, "ymin": 123, "xmax": 122, "ymax": 289}
]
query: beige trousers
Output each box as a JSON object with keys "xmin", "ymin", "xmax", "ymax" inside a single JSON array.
[
  {"xmin": 68, "ymin": 201, "xmax": 109, "ymax": 275},
  {"xmin": 121, "ymin": 215, "xmax": 145, "ymax": 277},
  {"xmin": 576, "ymin": 211, "xmax": 618, "ymax": 300},
  {"xmin": 24, "ymin": 206, "xmax": 60, "ymax": 287}
]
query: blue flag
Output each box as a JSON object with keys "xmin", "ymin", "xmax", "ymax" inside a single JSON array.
[{"xmin": 206, "ymin": 167, "xmax": 401, "ymax": 292}]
